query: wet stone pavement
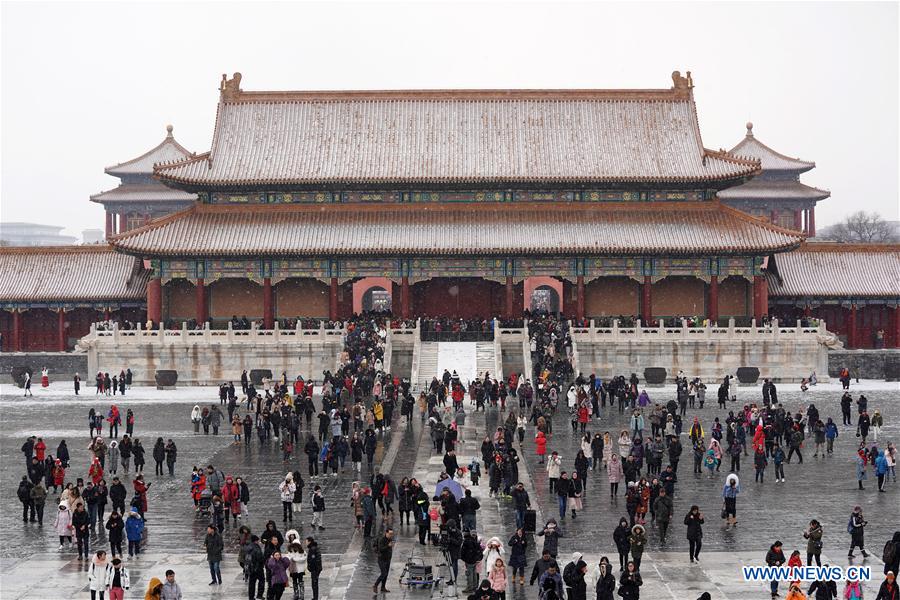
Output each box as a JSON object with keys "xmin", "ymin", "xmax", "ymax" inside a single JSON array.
[{"xmin": 1, "ymin": 379, "xmax": 898, "ymax": 599}]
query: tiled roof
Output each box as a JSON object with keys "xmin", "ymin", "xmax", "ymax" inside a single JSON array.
[
  {"xmin": 105, "ymin": 125, "xmax": 193, "ymax": 176},
  {"xmin": 154, "ymin": 74, "xmax": 760, "ymax": 187},
  {"xmin": 90, "ymin": 183, "xmax": 197, "ymax": 204},
  {"xmin": 767, "ymin": 243, "xmax": 900, "ymax": 298},
  {"xmin": 729, "ymin": 123, "xmax": 815, "ymax": 173},
  {"xmin": 718, "ymin": 178, "xmax": 830, "ymax": 201},
  {"xmin": 111, "ymin": 201, "xmax": 802, "ymax": 257},
  {"xmin": 0, "ymin": 245, "xmax": 149, "ymax": 302}
]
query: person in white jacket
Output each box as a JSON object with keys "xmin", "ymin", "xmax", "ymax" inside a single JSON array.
[
  {"xmin": 87, "ymin": 550, "xmax": 109, "ymax": 599},
  {"xmin": 481, "ymin": 536, "xmax": 505, "ymax": 577},
  {"xmin": 286, "ymin": 541, "xmax": 307, "ymax": 600},
  {"xmin": 279, "ymin": 473, "xmax": 297, "ymax": 523},
  {"xmin": 105, "ymin": 557, "xmax": 130, "ymax": 600},
  {"xmin": 190, "ymin": 406, "xmax": 201, "ymax": 434}
]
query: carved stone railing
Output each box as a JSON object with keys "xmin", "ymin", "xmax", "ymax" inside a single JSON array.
[
  {"xmin": 82, "ymin": 320, "xmax": 346, "ymax": 345},
  {"xmin": 568, "ymin": 318, "xmax": 828, "ymax": 342}
]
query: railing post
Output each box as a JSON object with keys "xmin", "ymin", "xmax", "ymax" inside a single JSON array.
[
  {"xmin": 274, "ymin": 320, "xmax": 280, "ymax": 342},
  {"xmin": 681, "ymin": 318, "xmax": 688, "ymax": 337},
  {"xmin": 705, "ymin": 319, "xmax": 711, "ymax": 339},
  {"xmin": 636, "ymin": 319, "xmax": 642, "ymax": 339},
  {"xmin": 227, "ymin": 320, "xmax": 234, "ymax": 344},
  {"xmin": 113, "ymin": 323, "xmax": 119, "ymax": 344},
  {"xmin": 319, "ymin": 321, "xmax": 325, "ymax": 335},
  {"xmin": 182, "ymin": 321, "xmax": 188, "ymax": 343},
  {"xmin": 611, "ymin": 319, "xmax": 618, "ymax": 342},
  {"xmin": 772, "ymin": 318, "xmax": 780, "ymax": 338},
  {"xmin": 728, "ymin": 318, "xmax": 735, "ymax": 337},
  {"xmin": 296, "ymin": 320, "xmax": 302, "ymax": 334},
  {"xmin": 204, "ymin": 321, "xmax": 211, "ymax": 343},
  {"xmin": 251, "ymin": 321, "xmax": 258, "ymax": 341},
  {"xmin": 796, "ymin": 319, "xmax": 802, "ymax": 337},
  {"xmin": 819, "ymin": 320, "xmax": 827, "ymax": 335},
  {"xmin": 750, "ymin": 319, "xmax": 757, "ymax": 337}
]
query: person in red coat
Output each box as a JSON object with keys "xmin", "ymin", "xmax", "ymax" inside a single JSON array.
[
  {"xmin": 132, "ymin": 475, "xmax": 149, "ymax": 517},
  {"xmin": 89, "ymin": 456, "xmax": 104, "ymax": 485},
  {"xmin": 577, "ymin": 406, "xmax": 590, "ymax": 433},
  {"xmin": 51, "ymin": 459, "xmax": 65, "ymax": 493},
  {"xmin": 536, "ymin": 431, "xmax": 548, "ymax": 464},
  {"xmin": 222, "ymin": 475, "xmax": 242, "ymax": 525},
  {"xmin": 34, "ymin": 438, "xmax": 47, "ymax": 462}
]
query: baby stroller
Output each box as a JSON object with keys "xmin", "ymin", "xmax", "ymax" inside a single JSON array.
[{"xmin": 197, "ymin": 488, "xmax": 212, "ymax": 518}]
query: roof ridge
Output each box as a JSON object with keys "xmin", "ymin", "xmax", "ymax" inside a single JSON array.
[
  {"xmin": 798, "ymin": 241, "xmax": 900, "ymax": 253},
  {"xmin": 0, "ymin": 244, "xmax": 115, "ymax": 255}
]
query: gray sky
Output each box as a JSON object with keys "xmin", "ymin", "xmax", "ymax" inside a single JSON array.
[{"xmin": 2, "ymin": 1, "xmax": 897, "ymax": 239}]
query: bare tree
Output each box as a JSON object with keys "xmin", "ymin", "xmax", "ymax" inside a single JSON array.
[{"xmin": 820, "ymin": 211, "xmax": 899, "ymax": 243}]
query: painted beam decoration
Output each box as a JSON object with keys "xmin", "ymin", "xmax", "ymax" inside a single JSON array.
[
  {"xmin": 154, "ymin": 255, "xmax": 760, "ymax": 282},
  {"xmin": 203, "ymin": 189, "xmax": 709, "ymax": 204}
]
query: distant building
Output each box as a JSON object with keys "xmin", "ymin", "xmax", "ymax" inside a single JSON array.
[
  {"xmin": 719, "ymin": 123, "xmax": 830, "ymax": 235},
  {"xmin": 82, "ymin": 229, "xmax": 105, "ymax": 245},
  {"xmin": 0, "ymin": 222, "xmax": 78, "ymax": 247},
  {"xmin": 90, "ymin": 125, "xmax": 197, "ymax": 237}
]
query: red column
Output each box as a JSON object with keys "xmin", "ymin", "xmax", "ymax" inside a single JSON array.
[
  {"xmin": 103, "ymin": 308, "xmax": 111, "ymax": 321},
  {"xmin": 803, "ymin": 305, "xmax": 812, "ymax": 318},
  {"xmin": 329, "ymin": 277, "xmax": 338, "ymax": 321},
  {"xmin": 576, "ymin": 275, "xmax": 585, "ymax": 322},
  {"xmin": 642, "ymin": 276, "xmax": 652, "ymax": 323},
  {"xmin": 262, "ymin": 278, "xmax": 274, "ymax": 328},
  {"xmin": 195, "ymin": 278, "xmax": 208, "ymax": 325},
  {"xmin": 105, "ymin": 212, "xmax": 114, "ymax": 238},
  {"xmin": 893, "ymin": 307, "xmax": 900, "ymax": 348},
  {"xmin": 401, "ymin": 276, "xmax": 410, "ymax": 319},
  {"xmin": 504, "ymin": 276, "xmax": 513, "ymax": 319},
  {"xmin": 753, "ymin": 275, "xmax": 768, "ymax": 320},
  {"xmin": 147, "ymin": 278, "xmax": 162, "ymax": 326},
  {"xmin": 848, "ymin": 304, "xmax": 858, "ymax": 348},
  {"xmin": 770, "ymin": 209, "xmax": 779, "ymax": 226},
  {"xmin": 708, "ymin": 275, "xmax": 719, "ymax": 322},
  {"xmin": 12, "ymin": 310, "xmax": 23, "ymax": 351},
  {"xmin": 794, "ymin": 209, "xmax": 803, "ymax": 232},
  {"xmin": 808, "ymin": 207, "xmax": 816, "ymax": 237},
  {"xmin": 57, "ymin": 310, "xmax": 66, "ymax": 352}
]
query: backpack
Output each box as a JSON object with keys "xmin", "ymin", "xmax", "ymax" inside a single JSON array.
[
  {"xmin": 883, "ymin": 540, "xmax": 897, "ymax": 566},
  {"xmin": 847, "ymin": 517, "xmax": 854, "ymax": 534}
]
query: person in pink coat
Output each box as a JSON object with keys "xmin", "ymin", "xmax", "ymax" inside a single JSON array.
[
  {"xmin": 54, "ymin": 502, "xmax": 74, "ymax": 549},
  {"xmin": 488, "ymin": 557, "xmax": 508, "ymax": 599},
  {"xmin": 607, "ymin": 453, "xmax": 624, "ymax": 497}
]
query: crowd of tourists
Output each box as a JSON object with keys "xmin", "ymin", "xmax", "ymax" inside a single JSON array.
[{"xmin": 14, "ymin": 310, "xmax": 899, "ymax": 600}]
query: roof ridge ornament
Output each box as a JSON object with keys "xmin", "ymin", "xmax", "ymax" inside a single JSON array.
[
  {"xmin": 220, "ymin": 72, "xmax": 243, "ymax": 102},
  {"xmin": 746, "ymin": 121, "xmax": 754, "ymax": 137},
  {"xmin": 166, "ymin": 124, "xmax": 174, "ymax": 138},
  {"xmin": 671, "ymin": 70, "xmax": 693, "ymax": 90}
]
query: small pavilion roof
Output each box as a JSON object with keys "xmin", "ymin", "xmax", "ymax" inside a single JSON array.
[
  {"xmin": 728, "ymin": 122, "xmax": 816, "ymax": 173},
  {"xmin": 718, "ymin": 178, "xmax": 830, "ymax": 202},
  {"xmin": 154, "ymin": 72, "xmax": 760, "ymax": 189},
  {"xmin": 105, "ymin": 125, "xmax": 194, "ymax": 177},
  {"xmin": 0, "ymin": 245, "xmax": 149, "ymax": 303},
  {"xmin": 767, "ymin": 242, "xmax": 900, "ymax": 298},
  {"xmin": 90, "ymin": 182, "xmax": 197, "ymax": 204},
  {"xmin": 110, "ymin": 200, "xmax": 802, "ymax": 258}
]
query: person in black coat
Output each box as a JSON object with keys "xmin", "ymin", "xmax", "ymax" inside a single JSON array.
[
  {"xmin": 306, "ymin": 537, "xmax": 322, "ymax": 600},
  {"xmin": 595, "ymin": 557, "xmax": 617, "ymax": 600},
  {"xmin": 17, "ymin": 476, "xmax": 35, "ymax": 522},
  {"xmin": 109, "ymin": 478, "xmax": 127, "ymax": 515},
  {"xmin": 684, "ymin": 505, "xmax": 705, "ymax": 562},
  {"xmin": 105, "ymin": 511, "xmax": 125, "ymax": 557},
  {"xmin": 57, "ymin": 440, "xmax": 70, "ymax": 468},
  {"xmin": 618, "ymin": 562, "xmax": 643, "ymax": 600},
  {"xmin": 613, "ymin": 518, "xmax": 631, "ymax": 571},
  {"xmin": 152, "ymin": 438, "xmax": 165, "ymax": 476}
]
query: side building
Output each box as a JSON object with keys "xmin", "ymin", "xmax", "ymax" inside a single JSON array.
[
  {"xmin": 0, "ymin": 246, "xmax": 148, "ymax": 351},
  {"xmin": 718, "ymin": 122, "xmax": 829, "ymax": 235},
  {"xmin": 90, "ymin": 125, "xmax": 197, "ymax": 237}
]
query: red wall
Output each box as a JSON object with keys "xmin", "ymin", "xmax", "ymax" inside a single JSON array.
[{"xmin": 411, "ymin": 278, "xmax": 503, "ymax": 318}]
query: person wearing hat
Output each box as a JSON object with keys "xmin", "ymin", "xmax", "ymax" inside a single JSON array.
[
  {"xmin": 54, "ymin": 501, "xmax": 74, "ymax": 550},
  {"xmin": 467, "ymin": 579, "xmax": 493, "ymax": 600},
  {"xmin": 628, "ymin": 525, "xmax": 647, "ymax": 571},
  {"xmin": 766, "ymin": 541, "xmax": 787, "ymax": 598},
  {"xmin": 848, "ymin": 506, "xmax": 869, "ymax": 558},
  {"xmin": 876, "ymin": 571, "xmax": 897, "ymax": 600}
]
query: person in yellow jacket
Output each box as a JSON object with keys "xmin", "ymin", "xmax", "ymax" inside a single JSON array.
[{"xmin": 373, "ymin": 400, "xmax": 384, "ymax": 431}]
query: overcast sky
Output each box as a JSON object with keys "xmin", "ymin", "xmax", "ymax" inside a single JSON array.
[{"xmin": 2, "ymin": 1, "xmax": 897, "ymax": 239}]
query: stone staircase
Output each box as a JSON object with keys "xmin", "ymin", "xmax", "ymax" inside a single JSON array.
[
  {"xmin": 475, "ymin": 341, "xmax": 499, "ymax": 381},
  {"xmin": 413, "ymin": 341, "xmax": 440, "ymax": 390}
]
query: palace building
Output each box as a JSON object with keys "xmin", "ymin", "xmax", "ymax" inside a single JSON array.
[{"xmin": 1, "ymin": 71, "xmax": 897, "ymax": 352}]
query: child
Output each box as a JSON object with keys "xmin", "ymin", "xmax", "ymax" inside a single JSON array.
[
  {"xmin": 487, "ymin": 557, "xmax": 507, "ymax": 600},
  {"xmin": 310, "ymin": 485, "xmax": 325, "ymax": 530},
  {"xmin": 282, "ymin": 438, "xmax": 293, "ymax": 463},
  {"xmin": 468, "ymin": 458, "xmax": 480, "ymax": 486}
]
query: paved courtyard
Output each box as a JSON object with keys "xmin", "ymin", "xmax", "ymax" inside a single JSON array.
[{"xmin": 0, "ymin": 378, "xmax": 897, "ymax": 599}]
